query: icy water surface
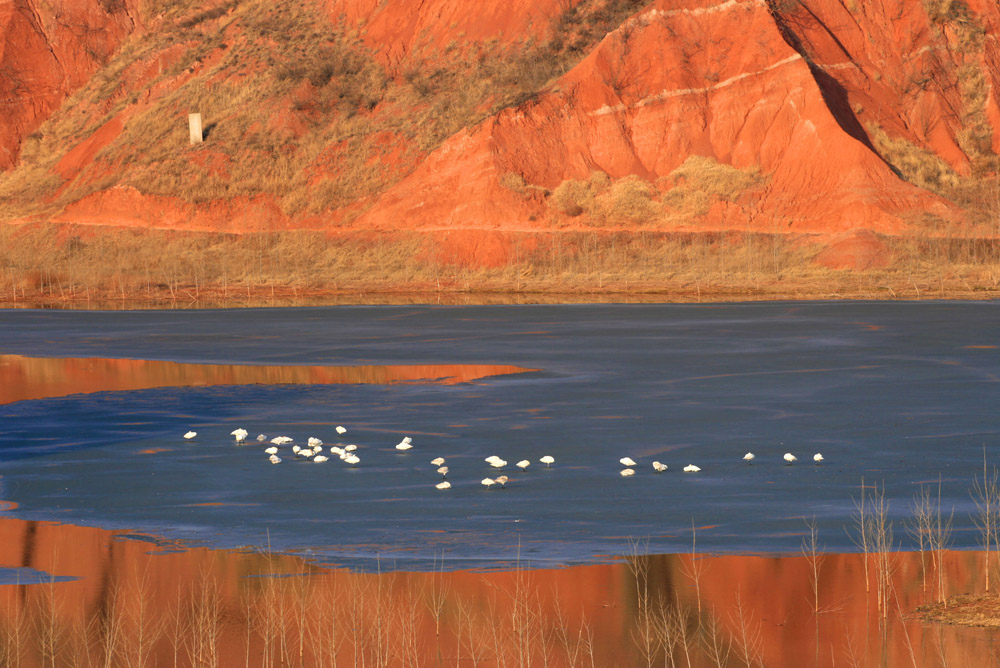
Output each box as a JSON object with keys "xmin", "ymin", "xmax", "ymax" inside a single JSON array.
[{"xmin": 0, "ymin": 302, "xmax": 998, "ymax": 570}]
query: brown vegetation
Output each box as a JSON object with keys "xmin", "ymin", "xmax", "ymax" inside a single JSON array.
[{"xmin": 2, "ymin": 223, "xmax": 1000, "ymax": 308}]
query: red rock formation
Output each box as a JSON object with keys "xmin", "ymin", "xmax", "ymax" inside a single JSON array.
[
  {"xmin": 323, "ymin": 0, "xmax": 573, "ymax": 66},
  {"xmin": 1, "ymin": 0, "xmax": 997, "ymax": 274},
  {"xmin": 0, "ymin": 0, "xmax": 138, "ymax": 169},
  {"xmin": 356, "ymin": 0, "xmax": 953, "ymax": 243},
  {"xmin": 769, "ymin": 0, "xmax": 1000, "ymax": 168}
]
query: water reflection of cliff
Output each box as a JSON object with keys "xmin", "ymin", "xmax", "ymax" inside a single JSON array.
[
  {"xmin": 0, "ymin": 355, "xmax": 537, "ymax": 404},
  {"xmin": 0, "ymin": 516, "xmax": 994, "ymax": 667}
]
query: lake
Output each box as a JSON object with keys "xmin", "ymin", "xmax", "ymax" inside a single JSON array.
[{"xmin": 1, "ymin": 301, "xmax": 998, "ymax": 571}]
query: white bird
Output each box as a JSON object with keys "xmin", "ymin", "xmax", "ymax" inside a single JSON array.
[
  {"xmin": 314, "ymin": 455, "xmax": 329, "ymax": 463},
  {"xmin": 308, "ymin": 437, "xmax": 323, "ymax": 448},
  {"xmin": 813, "ymin": 453, "xmax": 824, "ymax": 464},
  {"xmin": 495, "ymin": 475, "xmax": 509, "ymax": 488},
  {"xmin": 481, "ymin": 478, "xmax": 496, "ymax": 489},
  {"xmin": 620, "ymin": 468, "xmax": 635, "ymax": 477},
  {"xmin": 344, "ymin": 444, "xmax": 358, "ymax": 452},
  {"xmin": 335, "ymin": 426, "xmax": 347, "ymax": 435},
  {"xmin": 516, "ymin": 459, "xmax": 530, "ymax": 470},
  {"xmin": 485, "ymin": 455, "xmax": 503, "ymax": 465},
  {"xmin": 437, "ymin": 466, "xmax": 449, "ymax": 477},
  {"xmin": 620, "ymin": 457, "xmax": 637, "ymax": 467},
  {"xmin": 183, "ymin": 431, "xmax": 197, "ymax": 440},
  {"xmin": 344, "ymin": 454, "xmax": 360, "ymax": 466},
  {"xmin": 264, "ymin": 446, "xmax": 278, "ymax": 455},
  {"xmin": 489, "ymin": 459, "xmax": 507, "ymax": 469},
  {"xmin": 431, "ymin": 457, "xmax": 445, "ymax": 466},
  {"xmin": 257, "ymin": 434, "xmax": 267, "ymax": 442},
  {"xmin": 743, "ymin": 452, "xmax": 755, "ymax": 464},
  {"xmin": 231, "ymin": 428, "xmax": 248, "ymax": 444},
  {"xmin": 435, "ymin": 481, "xmax": 451, "ymax": 490},
  {"xmin": 540, "ymin": 455, "xmax": 554, "ymax": 467},
  {"xmin": 330, "ymin": 446, "xmax": 344, "ymax": 456},
  {"xmin": 396, "ymin": 442, "xmax": 413, "ymax": 451},
  {"xmin": 268, "ymin": 454, "xmax": 281, "ymax": 464},
  {"xmin": 783, "ymin": 453, "xmax": 797, "ymax": 465},
  {"xmin": 683, "ymin": 464, "xmax": 701, "ymax": 473},
  {"xmin": 301, "ymin": 449, "xmax": 315, "ymax": 459},
  {"xmin": 271, "ymin": 436, "xmax": 293, "ymax": 445},
  {"xmin": 652, "ymin": 461, "xmax": 668, "ymax": 473},
  {"xmin": 292, "ymin": 445, "xmax": 301, "ymax": 454}
]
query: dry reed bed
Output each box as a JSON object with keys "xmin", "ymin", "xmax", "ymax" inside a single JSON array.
[{"xmin": 2, "ymin": 225, "xmax": 1000, "ymax": 308}]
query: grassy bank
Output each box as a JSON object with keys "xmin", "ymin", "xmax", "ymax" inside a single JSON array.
[{"xmin": 1, "ymin": 224, "xmax": 999, "ymax": 308}]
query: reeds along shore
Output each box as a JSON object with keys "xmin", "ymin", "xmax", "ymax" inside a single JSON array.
[
  {"xmin": 0, "ymin": 508, "xmax": 999, "ymax": 668},
  {"xmin": 2, "ymin": 225, "xmax": 1000, "ymax": 308}
]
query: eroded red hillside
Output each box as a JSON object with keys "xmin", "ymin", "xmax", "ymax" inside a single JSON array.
[
  {"xmin": 358, "ymin": 0, "xmax": 957, "ymax": 241},
  {"xmin": 1, "ymin": 0, "xmax": 998, "ymax": 277},
  {"xmin": 0, "ymin": 0, "xmax": 139, "ymax": 168}
]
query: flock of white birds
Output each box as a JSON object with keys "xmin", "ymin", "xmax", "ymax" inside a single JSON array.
[{"xmin": 181, "ymin": 429, "xmax": 824, "ymax": 489}]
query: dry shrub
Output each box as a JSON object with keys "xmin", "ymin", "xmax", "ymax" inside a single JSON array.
[
  {"xmin": 661, "ymin": 156, "xmax": 765, "ymax": 217},
  {"xmin": 550, "ymin": 179, "xmax": 592, "ymax": 217},
  {"xmin": 594, "ymin": 175, "xmax": 659, "ymax": 224},
  {"xmin": 866, "ymin": 124, "xmax": 961, "ymax": 196}
]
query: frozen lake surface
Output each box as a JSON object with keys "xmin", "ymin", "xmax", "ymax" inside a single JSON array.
[{"xmin": 0, "ymin": 302, "xmax": 997, "ymax": 570}]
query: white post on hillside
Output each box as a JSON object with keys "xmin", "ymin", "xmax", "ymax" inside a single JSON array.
[{"xmin": 188, "ymin": 113, "xmax": 203, "ymax": 144}]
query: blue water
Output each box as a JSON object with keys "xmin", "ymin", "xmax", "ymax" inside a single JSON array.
[{"xmin": 0, "ymin": 302, "xmax": 998, "ymax": 570}]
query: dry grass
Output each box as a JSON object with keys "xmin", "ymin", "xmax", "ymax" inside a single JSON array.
[
  {"xmin": 868, "ymin": 123, "xmax": 962, "ymax": 196},
  {"xmin": 547, "ymin": 157, "xmax": 766, "ymax": 226},
  {"xmin": 661, "ymin": 156, "xmax": 766, "ymax": 219},
  {"xmin": 2, "ymin": 223, "xmax": 1000, "ymax": 307},
  {"xmin": 917, "ymin": 594, "xmax": 1000, "ymax": 627}
]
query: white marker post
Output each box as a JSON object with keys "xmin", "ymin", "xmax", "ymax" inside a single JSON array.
[{"xmin": 188, "ymin": 113, "xmax": 203, "ymax": 144}]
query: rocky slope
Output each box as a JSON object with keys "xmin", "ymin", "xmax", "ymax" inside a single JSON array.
[
  {"xmin": 0, "ymin": 0, "xmax": 997, "ymax": 277},
  {"xmin": 0, "ymin": 0, "xmax": 139, "ymax": 169}
]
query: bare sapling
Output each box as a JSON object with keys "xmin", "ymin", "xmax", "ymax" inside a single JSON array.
[
  {"xmin": 307, "ymin": 579, "xmax": 341, "ymax": 668},
  {"xmin": 393, "ymin": 587, "xmax": 422, "ymax": 668},
  {"xmin": 487, "ymin": 594, "xmax": 510, "ymax": 668},
  {"xmin": 679, "ymin": 521, "xmax": 706, "ymax": 615},
  {"xmin": 34, "ymin": 574, "xmax": 64, "ymax": 668},
  {"xmin": 651, "ymin": 598, "xmax": 681, "ymax": 668},
  {"xmin": 125, "ymin": 567, "xmax": 165, "ymax": 668},
  {"xmin": 2, "ymin": 573, "xmax": 28, "ymax": 668},
  {"xmin": 289, "ymin": 572, "xmax": 315, "ymax": 666},
  {"xmin": 424, "ymin": 552, "xmax": 450, "ymax": 662},
  {"xmin": 165, "ymin": 583, "xmax": 190, "ymax": 668},
  {"xmin": 970, "ymin": 444, "xmax": 1000, "ymax": 593},
  {"xmin": 626, "ymin": 537, "xmax": 657, "ymax": 667},
  {"xmin": 890, "ymin": 585, "xmax": 919, "ymax": 668},
  {"xmin": 848, "ymin": 477, "xmax": 873, "ymax": 594},
  {"xmin": 187, "ymin": 571, "xmax": 222, "ymax": 668},
  {"xmin": 672, "ymin": 593, "xmax": 696, "ymax": 668},
  {"xmin": 906, "ymin": 485, "xmax": 934, "ymax": 596},
  {"xmin": 457, "ymin": 598, "xmax": 489, "ymax": 668},
  {"xmin": 801, "ymin": 516, "xmax": 825, "ymax": 615},
  {"xmin": 870, "ymin": 481, "xmax": 896, "ymax": 622},
  {"xmin": 729, "ymin": 590, "xmax": 763, "ymax": 668},
  {"xmin": 630, "ymin": 596, "xmax": 658, "ymax": 668},
  {"xmin": 699, "ymin": 608, "xmax": 732, "ymax": 668},
  {"xmin": 801, "ymin": 516, "xmax": 824, "ymax": 666},
  {"xmin": 930, "ymin": 475, "xmax": 954, "ymax": 607},
  {"xmin": 552, "ymin": 596, "xmax": 589, "ymax": 668}
]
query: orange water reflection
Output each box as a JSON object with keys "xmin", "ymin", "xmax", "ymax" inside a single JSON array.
[
  {"xmin": 0, "ymin": 354, "xmax": 538, "ymax": 404},
  {"xmin": 0, "ymin": 515, "xmax": 994, "ymax": 667}
]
